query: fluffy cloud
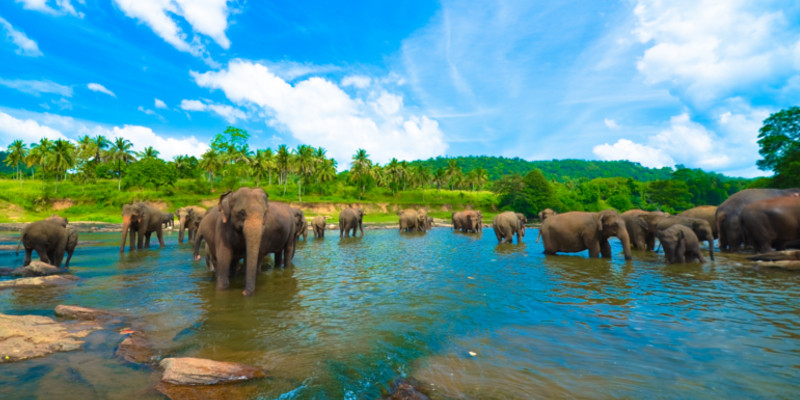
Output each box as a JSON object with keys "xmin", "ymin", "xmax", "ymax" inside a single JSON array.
[
  {"xmin": 604, "ymin": 118, "xmax": 620, "ymax": 130},
  {"xmin": 16, "ymin": 0, "xmax": 83, "ymax": 17},
  {"xmin": 633, "ymin": 0, "xmax": 800, "ymax": 104},
  {"xmin": 341, "ymin": 75, "xmax": 371, "ymax": 89},
  {"xmin": 0, "ymin": 78, "xmax": 72, "ymax": 97},
  {"xmin": 104, "ymin": 125, "xmax": 207, "ymax": 160},
  {"xmin": 0, "ymin": 16, "xmax": 43, "ymax": 57},
  {"xmin": 0, "ymin": 111, "xmax": 69, "ymax": 145},
  {"xmin": 191, "ymin": 60, "xmax": 448, "ymax": 168},
  {"xmin": 87, "ymin": 83, "xmax": 116, "ymax": 97},
  {"xmin": 179, "ymin": 99, "xmax": 245, "ymax": 123},
  {"xmin": 154, "ymin": 98, "xmax": 167, "ymax": 109},
  {"xmin": 593, "ymin": 138, "xmax": 674, "ymax": 168},
  {"xmin": 113, "ymin": 0, "xmax": 231, "ymax": 58}
]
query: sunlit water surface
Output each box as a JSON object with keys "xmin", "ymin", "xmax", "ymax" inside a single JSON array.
[{"xmin": 0, "ymin": 228, "xmax": 798, "ymax": 399}]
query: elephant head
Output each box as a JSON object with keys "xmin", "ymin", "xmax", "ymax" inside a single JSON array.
[
  {"xmin": 637, "ymin": 211, "xmax": 668, "ymax": 235},
  {"xmin": 538, "ymin": 208, "xmax": 556, "ymax": 223},
  {"xmin": 690, "ymin": 218, "xmax": 715, "ymax": 261},
  {"xmin": 475, "ymin": 210, "xmax": 483, "ymax": 232},
  {"xmin": 515, "ymin": 213, "xmax": 528, "ymax": 237},
  {"xmin": 597, "ymin": 210, "xmax": 632, "ymax": 260},
  {"xmin": 218, "ymin": 188, "xmax": 269, "ymax": 296},
  {"xmin": 120, "ymin": 203, "xmax": 142, "ymax": 252}
]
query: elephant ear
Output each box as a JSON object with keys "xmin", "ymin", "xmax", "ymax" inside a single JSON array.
[
  {"xmin": 597, "ymin": 214, "xmax": 605, "ymax": 233},
  {"xmin": 218, "ymin": 191, "xmax": 233, "ymax": 224}
]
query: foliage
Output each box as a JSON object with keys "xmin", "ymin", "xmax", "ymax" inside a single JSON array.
[
  {"xmin": 757, "ymin": 106, "xmax": 800, "ymax": 187},
  {"xmin": 122, "ymin": 157, "xmax": 177, "ymax": 189}
]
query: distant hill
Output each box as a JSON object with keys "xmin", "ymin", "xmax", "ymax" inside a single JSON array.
[{"xmin": 408, "ymin": 156, "xmax": 676, "ymax": 182}]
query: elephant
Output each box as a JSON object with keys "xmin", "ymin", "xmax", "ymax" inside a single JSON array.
[
  {"xmin": 312, "ymin": 215, "xmax": 326, "ymax": 238},
  {"xmin": 63, "ymin": 226, "xmax": 78, "ymax": 268},
  {"xmin": 452, "ymin": 210, "xmax": 482, "ymax": 233},
  {"xmin": 655, "ymin": 216, "xmax": 715, "ymax": 261},
  {"xmin": 716, "ymin": 188, "xmax": 800, "ymax": 252},
  {"xmin": 656, "ymin": 224, "xmax": 706, "ymax": 264},
  {"xmin": 292, "ymin": 208, "xmax": 308, "ymax": 242},
  {"xmin": 260, "ymin": 202, "xmax": 299, "ymax": 269},
  {"xmin": 15, "ymin": 216, "xmax": 70, "ymax": 267},
  {"xmin": 492, "ymin": 211, "xmax": 526, "ymax": 244},
  {"xmin": 193, "ymin": 206, "xmax": 220, "ymax": 272},
  {"xmin": 399, "ymin": 209, "xmax": 426, "ymax": 232},
  {"xmin": 515, "ymin": 213, "xmax": 528, "ymax": 239},
  {"xmin": 740, "ymin": 196, "xmax": 800, "ymax": 253},
  {"xmin": 176, "ymin": 206, "xmax": 206, "ymax": 244},
  {"xmin": 621, "ymin": 209, "xmax": 669, "ymax": 251},
  {"xmin": 206, "ymin": 188, "xmax": 270, "ymax": 296},
  {"xmin": 161, "ymin": 212, "xmax": 174, "ymax": 229},
  {"xmin": 120, "ymin": 202, "xmax": 165, "ymax": 252},
  {"xmin": 540, "ymin": 210, "xmax": 632, "ymax": 260},
  {"xmin": 535, "ymin": 208, "xmax": 556, "ymax": 243},
  {"xmin": 339, "ymin": 207, "xmax": 365, "ymax": 238},
  {"xmin": 679, "ymin": 205, "xmax": 718, "ymax": 239}
]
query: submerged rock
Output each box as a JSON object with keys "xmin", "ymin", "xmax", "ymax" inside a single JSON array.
[
  {"xmin": 116, "ymin": 331, "xmax": 158, "ymax": 365},
  {"xmin": 5, "ymin": 261, "xmax": 65, "ymax": 277},
  {"xmin": 383, "ymin": 379, "xmax": 431, "ymax": 400},
  {"xmin": 0, "ymin": 274, "xmax": 79, "ymax": 290},
  {"xmin": 0, "ymin": 313, "xmax": 101, "ymax": 363},
  {"xmin": 160, "ymin": 357, "xmax": 266, "ymax": 385},
  {"xmin": 155, "ymin": 381, "xmax": 260, "ymax": 400},
  {"xmin": 55, "ymin": 305, "xmax": 117, "ymax": 321},
  {"xmin": 746, "ymin": 250, "xmax": 800, "ymax": 261}
]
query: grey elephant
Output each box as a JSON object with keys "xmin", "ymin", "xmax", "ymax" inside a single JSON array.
[
  {"xmin": 161, "ymin": 212, "xmax": 174, "ymax": 229},
  {"xmin": 176, "ymin": 206, "xmax": 206, "ymax": 244},
  {"xmin": 312, "ymin": 215, "xmax": 326, "ymax": 238},
  {"xmin": 120, "ymin": 202, "xmax": 165, "ymax": 252},
  {"xmin": 292, "ymin": 208, "xmax": 308, "ymax": 242},
  {"xmin": 16, "ymin": 215, "xmax": 70, "ymax": 267},
  {"xmin": 541, "ymin": 210, "xmax": 632, "ymax": 260},
  {"xmin": 63, "ymin": 226, "xmax": 78, "ymax": 268},
  {"xmin": 452, "ymin": 210, "xmax": 482, "ymax": 233},
  {"xmin": 261, "ymin": 202, "xmax": 299, "ymax": 269},
  {"xmin": 399, "ymin": 209, "xmax": 426, "ymax": 232},
  {"xmin": 535, "ymin": 208, "xmax": 556, "ymax": 243},
  {"xmin": 716, "ymin": 188, "xmax": 800, "ymax": 252},
  {"xmin": 656, "ymin": 224, "xmax": 705, "ymax": 264},
  {"xmin": 740, "ymin": 195, "xmax": 800, "ymax": 253},
  {"xmin": 492, "ymin": 211, "xmax": 526, "ymax": 244},
  {"xmin": 193, "ymin": 207, "xmax": 220, "ymax": 272},
  {"xmin": 339, "ymin": 207, "xmax": 365, "ymax": 238},
  {"xmin": 679, "ymin": 205, "xmax": 718, "ymax": 239},
  {"xmin": 655, "ymin": 216, "xmax": 715, "ymax": 261},
  {"xmin": 621, "ymin": 209, "xmax": 669, "ymax": 251}
]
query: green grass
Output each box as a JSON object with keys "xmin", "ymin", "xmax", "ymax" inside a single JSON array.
[{"xmin": 0, "ymin": 178, "xmax": 499, "ymax": 224}]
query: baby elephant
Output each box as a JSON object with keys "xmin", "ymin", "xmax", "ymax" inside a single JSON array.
[{"xmin": 657, "ymin": 224, "xmax": 706, "ymax": 264}]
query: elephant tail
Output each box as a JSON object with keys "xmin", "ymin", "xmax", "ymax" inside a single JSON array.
[{"xmin": 15, "ymin": 234, "xmax": 22, "ymax": 255}]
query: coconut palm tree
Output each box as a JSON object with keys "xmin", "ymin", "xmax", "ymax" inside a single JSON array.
[
  {"xmin": 314, "ymin": 158, "xmax": 337, "ymax": 195},
  {"xmin": 49, "ymin": 139, "xmax": 76, "ymax": 193},
  {"xmin": 107, "ymin": 137, "xmax": 136, "ymax": 190},
  {"xmin": 432, "ymin": 167, "xmax": 446, "ymax": 191},
  {"xmin": 410, "ymin": 164, "xmax": 431, "ymax": 201},
  {"xmin": 199, "ymin": 148, "xmax": 222, "ymax": 191},
  {"xmin": 385, "ymin": 158, "xmax": 403, "ymax": 194},
  {"xmin": 350, "ymin": 148, "xmax": 373, "ymax": 196},
  {"xmin": 294, "ymin": 144, "xmax": 315, "ymax": 201},
  {"xmin": 137, "ymin": 146, "xmax": 160, "ymax": 159},
  {"xmin": 276, "ymin": 144, "xmax": 290, "ymax": 194},
  {"xmin": 4, "ymin": 139, "xmax": 27, "ymax": 187},
  {"xmin": 26, "ymin": 138, "xmax": 53, "ymax": 187},
  {"xmin": 250, "ymin": 149, "xmax": 271, "ymax": 187},
  {"xmin": 445, "ymin": 159, "xmax": 462, "ymax": 190}
]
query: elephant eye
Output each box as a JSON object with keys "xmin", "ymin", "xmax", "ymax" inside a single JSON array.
[{"xmin": 238, "ymin": 210, "xmax": 246, "ymax": 218}]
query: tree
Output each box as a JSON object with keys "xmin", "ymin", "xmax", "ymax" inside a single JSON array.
[
  {"xmin": 107, "ymin": 137, "xmax": 136, "ymax": 191},
  {"xmin": 313, "ymin": 158, "xmax": 337, "ymax": 195},
  {"xmin": 276, "ymin": 145, "xmax": 291, "ymax": 195},
  {"xmin": 250, "ymin": 149, "xmax": 271, "ymax": 187},
  {"xmin": 445, "ymin": 159, "xmax": 462, "ymax": 190},
  {"xmin": 199, "ymin": 148, "xmax": 222, "ymax": 190},
  {"xmin": 49, "ymin": 139, "xmax": 75, "ymax": 193},
  {"xmin": 294, "ymin": 144, "xmax": 315, "ymax": 200},
  {"xmin": 4, "ymin": 139, "xmax": 27, "ymax": 187},
  {"xmin": 123, "ymin": 157, "xmax": 177, "ymax": 189},
  {"xmin": 26, "ymin": 138, "xmax": 53, "ymax": 187},
  {"xmin": 757, "ymin": 106, "xmax": 800, "ymax": 187},
  {"xmin": 350, "ymin": 148, "xmax": 373, "ymax": 196},
  {"xmin": 137, "ymin": 146, "xmax": 160, "ymax": 159}
]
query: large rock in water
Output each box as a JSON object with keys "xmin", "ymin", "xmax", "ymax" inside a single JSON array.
[
  {"xmin": 0, "ymin": 274, "xmax": 79, "ymax": 290},
  {"xmin": 0, "ymin": 313, "xmax": 101, "ymax": 363},
  {"xmin": 54, "ymin": 305, "xmax": 117, "ymax": 321},
  {"xmin": 12, "ymin": 261, "xmax": 66, "ymax": 276},
  {"xmin": 160, "ymin": 357, "xmax": 266, "ymax": 385}
]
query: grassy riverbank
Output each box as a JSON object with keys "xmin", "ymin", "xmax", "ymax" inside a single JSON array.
[{"xmin": 0, "ymin": 179, "xmax": 499, "ymax": 224}]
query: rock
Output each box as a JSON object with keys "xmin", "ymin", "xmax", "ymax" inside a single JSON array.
[
  {"xmin": 746, "ymin": 250, "xmax": 800, "ymax": 261},
  {"xmin": 0, "ymin": 313, "xmax": 101, "ymax": 363},
  {"xmin": 54, "ymin": 305, "xmax": 116, "ymax": 321},
  {"xmin": 754, "ymin": 260, "xmax": 800, "ymax": 270},
  {"xmin": 383, "ymin": 379, "xmax": 431, "ymax": 400},
  {"xmin": 0, "ymin": 274, "xmax": 79, "ymax": 290},
  {"xmin": 160, "ymin": 357, "xmax": 266, "ymax": 385},
  {"xmin": 155, "ymin": 382, "xmax": 260, "ymax": 400},
  {"xmin": 116, "ymin": 332, "xmax": 158, "ymax": 365},
  {"xmin": 11, "ymin": 261, "xmax": 65, "ymax": 277}
]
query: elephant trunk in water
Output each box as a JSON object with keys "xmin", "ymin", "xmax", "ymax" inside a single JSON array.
[
  {"xmin": 618, "ymin": 226, "xmax": 633, "ymax": 260},
  {"xmin": 178, "ymin": 213, "xmax": 187, "ymax": 244},
  {"xmin": 120, "ymin": 214, "xmax": 132, "ymax": 253},
  {"xmin": 707, "ymin": 237, "xmax": 715, "ymax": 261},
  {"xmin": 242, "ymin": 217, "xmax": 264, "ymax": 297}
]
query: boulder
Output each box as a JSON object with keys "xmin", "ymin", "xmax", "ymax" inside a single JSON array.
[
  {"xmin": 116, "ymin": 332, "xmax": 158, "ymax": 365},
  {"xmin": 383, "ymin": 380, "xmax": 431, "ymax": 400},
  {"xmin": 11, "ymin": 261, "xmax": 65, "ymax": 277},
  {"xmin": 0, "ymin": 313, "xmax": 101, "ymax": 363},
  {"xmin": 0, "ymin": 274, "xmax": 79, "ymax": 290},
  {"xmin": 54, "ymin": 305, "xmax": 116, "ymax": 321},
  {"xmin": 160, "ymin": 357, "xmax": 266, "ymax": 385},
  {"xmin": 155, "ymin": 382, "xmax": 260, "ymax": 400}
]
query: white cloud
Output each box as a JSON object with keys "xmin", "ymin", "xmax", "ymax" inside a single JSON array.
[
  {"xmin": 0, "ymin": 16, "xmax": 43, "ymax": 57},
  {"xmin": 0, "ymin": 78, "xmax": 72, "ymax": 97},
  {"xmin": 604, "ymin": 118, "xmax": 620, "ymax": 130},
  {"xmin": 0, "ymin": 111, "xmax": 69, "ymax": 145},
  {"xmin": 341, "ymin": 75, "xmax": 371, "ymax": 89},
  {"xmin": 16, "ymin": 0, "xmax": 83, "ymax": 17},
  {"xmin": 180, "ymin": 98, "xmax": 246, "ymax": 123},
  {"xmin": 154, "ymin": 98, "xmax": 167, "ymax": 108},
  {"xmin": 104, "ymin": 125, "xmax": 208, "ymax": 160},
  {"xmin": 593, "ymin": 138, "xmax": 675, "ymax": 168},
  {"xmin": 87, "ymin": 83, "xmax": 116, "ymax": 97},
  {"xmin": 113, "ymin": 0, "xmax": 232, "ymax": 58},
  {"xmin": 191, "ymin": 60, "xmax": 448, "ymax": 168},
  {"xmin": 633, "ymin": 0, "xmax": 800, "ymax": 104}
]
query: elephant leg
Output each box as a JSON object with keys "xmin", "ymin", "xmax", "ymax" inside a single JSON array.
[
  {"xmin": 285, "ymin": 241, "xmax": 295, "ymax": 267},
  {"xmin": 215, "ymin": 246, "xmax": 232, "ymax": 290},
  {"xmin": 587, "ymin": 240, "xmax": 601, "ymax": 258},
  {"xmin": 24, "ymin": 247, "xmax": 33, "ymax": 266},
  {"xmin": 33, "ymin": 244, "xmax": 51, "ymax": 264},
  {"xmin": 274, "ymin": 251, "xmax": 284, "ymax": 268},
  {"xmin": 645, "ymin": 234, "xmax": 656, "ymax": 252},
  {"xmin": 157, "ymin": 228, "xmax": 165, "ymax": 248},
  {"xmin": 696, "ymin": 251, "xmax": 706, "ymax": 263},
  {"xmin": 600, "ymin": 239, "xmax": 612, "ymax": 258},
  {"xmin": 65, "ymin": 251, "xmax": 74, "ymax": 268},
  {"xmin": 129, "ymin": 229, "xmax": 136, "ymax": 251},
  {"xmin": 144, "ymin": 232, "xmax": 152, "ymax": 248},
  {"xmin": 137, "ymin": 228, "xmax": 145, "ymax": 249}
]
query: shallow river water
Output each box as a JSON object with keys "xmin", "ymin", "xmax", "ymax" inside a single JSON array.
[{"xmin": 1, "ymin": 228, "xmax": 799, "ymax": 399}]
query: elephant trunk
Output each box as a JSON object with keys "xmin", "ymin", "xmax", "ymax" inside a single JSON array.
[
  {"xmin": 242, "ymin": 218, "xmax": 264, "ymax": 297},
  {"xmin": 178, "ymin": 215, "xmax": 187, "ymax": 243},
  {"xmin": 618, "ymin": 227, "xmax": 632, "ymax": 260},
  {"xmin": 707, "ymin": 237, "xmax": 715, "ymax": 261},
  {"xmin": 120, "ymin": 216, "xmax": 131, "ymax": 253}
]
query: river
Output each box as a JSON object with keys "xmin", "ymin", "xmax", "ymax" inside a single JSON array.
[{"xmin": 1, "ymin": 228, "xmax": 798, "ymax": 399}]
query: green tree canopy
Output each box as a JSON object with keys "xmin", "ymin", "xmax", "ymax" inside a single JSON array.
[{"xmin": 757, "ymin": 106, "xmax": 800, "ymax": 187}]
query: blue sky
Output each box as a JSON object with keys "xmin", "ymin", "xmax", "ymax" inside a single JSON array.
[{"xmin": 1, "ymin": 0, "xmax": 799, "ymax": 177}]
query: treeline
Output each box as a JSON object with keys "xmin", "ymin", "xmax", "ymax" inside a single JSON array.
[{"xmin": 0, "ymin": 125, "xmax": 754, "ymax": 217}]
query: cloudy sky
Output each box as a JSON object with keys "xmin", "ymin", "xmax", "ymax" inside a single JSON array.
[{"xmin": 1, "ymin": 0, "xmax": 798, "ymax": 176}]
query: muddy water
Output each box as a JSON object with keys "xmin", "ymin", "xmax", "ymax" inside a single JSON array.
[{"xmin": 0, "ymin": 228, "xmax": 798, "ymax": 399}]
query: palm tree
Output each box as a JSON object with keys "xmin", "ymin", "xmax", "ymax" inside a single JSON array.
[
  {"xmin": 49, "ymin": 139, "xmax": 75, "ymax": 193},
  {"xmin": 276, "ymin": 144, "xmax": 291, "ymax": 195},
  {"xmin": 137, "ymin": 146, "xmax": 160, "ymax": 159},
  {"xmin": 4, "ymin": 140, "xmax": 27, "ymax": 187},
  {"xmin": 445, "ymin": 159, "xmax": 463, "ymax": 190},
  {"xmin": 410, "ymin": 164, "xmax": 431, "ymax": 201},
  {"xmin": 250, "ymin": 149, "xmax": 271, "ymax": 187},
  {"xmin": 294, "ymin": 145, "xmax": 315, "ymax": 201},
  {"xmin": 350, "ymin": 148, "xmax": 373, "ymax": 196},
  {"xmin": 432, "ymin": 168, "xmax": 446, "ymax": 191},
  {"xmin": 472, "ymin": 167, "xmax": 489, "ymax": 191},
  {"xmin": 385, "ymin": 158, "xmax": 403, "ymax": 194},
  {"xmin": 314, "ymin": 158, "xmax": 337, "ymax": 195},
  {"xmin": 107, "ymin": 137, "xmax": 135, "ymax": 190},
  {"xmin": 199, "ymin": 148, "xmax": 222, "ymax": 191},
  {"xmin": 26, "ymin": 138, "xmax": 53, "ymax": 187}
]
